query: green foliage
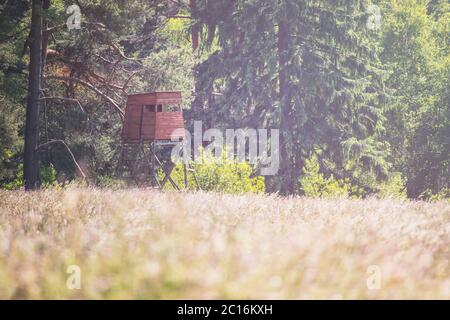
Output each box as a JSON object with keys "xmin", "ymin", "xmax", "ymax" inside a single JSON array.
[
  {"xmin": 300, "ymin": 155, "xmax": 408, "ymax": 199},
  {"xmin": 380, "ymin": 0, "xmax": 450, "ymax": 197},
  {"xmin": 2, "ymin": 164, "xmax": 57, "ymax": 190},
  {"xmin": 299, "ymin": 155, "xmax": 363, "ymax": 198},
  {"xmin": 421, "ymin": 188, "xmax": 450, "ymax": 201},
  {"xmin": 193, "ymin": 0, "xmax": 389, "ymax": 194},
  {"xmin": 0, "ymin": 94, "xmax": 24, "ymax": 188},
  {"xmin": 376, "ymin": 173, "xmax": 407, "ymax": 199},
  {"xmin": 160, "ymin": 150, "xmax": 265, "ymax": 194},
  {"xmin": 2, "ymin": 164, "xmax": 24, "ymax": 190},
  {"xmin": 0, "ymin": 0, "xmax": 28, "ymax": 186},
  {"xmin": 0, "ymin": 0, "xmax": 448, "ymax": 199},
  {"xmin": 135, "ymin": 44, "xmax": 197, "ymax": 107},
  {"xmin": 39, "ymin": 164, "xmax": 58, "ymax": 187},
  {"xmin": 94, "ymin": 175, "xmax": 127, "ymax": 189}
]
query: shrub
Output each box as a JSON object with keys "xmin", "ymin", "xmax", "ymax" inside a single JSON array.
[
  {"xmin": 159, "ymin": 149, "xmax": 265, "ymax": 194},
  {"xmin": 421, "ymin": 188, "xmax": 450, "ymax": 201},
  {"xmin": 2, "ymin": 163, "xmax": 58, "ymax": 190},
  {"xmin": 95, "ymin": 175, "xmax": 127, "ymax": 189},
  {"xmin": 299, "ymin": 155, "xmax": 363, "ymax": 198},
  {"xmin": 376, "ymin": 173, "xmax": 407, "ymax": 199}
]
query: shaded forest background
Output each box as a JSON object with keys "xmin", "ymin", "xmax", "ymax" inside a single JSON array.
[{"xmin": 0, "ymin": 0, "xmax": 448, "ymax": 199}]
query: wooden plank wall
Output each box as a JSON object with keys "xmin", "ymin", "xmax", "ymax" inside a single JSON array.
[
  {"xmin": 121, "ymin": 92, "xmax": 185, "ymax": 143},
  {"xmin": 121, "ymin": 105, "xmax": 143, "ymax": 142},
  {"xmin": 155, "ymin": 112, "xmax": 185, "ymax": 141}
]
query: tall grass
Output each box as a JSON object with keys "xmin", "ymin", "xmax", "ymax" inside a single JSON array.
[{"xmin": 0, "ymin": 188, "xmax": 448, "ymax": 299}]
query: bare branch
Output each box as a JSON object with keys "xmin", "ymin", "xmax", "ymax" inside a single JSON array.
[
  {"xmin": 45, "ymin": 21, "xmax": 106, "ymax": 35},
  {"xmin": 45, "ymin": 23, "xmax": 66, "ymax": 35},
  {"xmin": 45, "ymin": 54, "xmax": 130, "ymax": 92},
  {"xmin": 111, "ymin": 43, "xmax": 142, "ymax": 63},
  {"xmin": 167, "ymin": 15, "xmax": 193, "ymax": 19},
  {"xmin": 40, "ymin": 97, "xmax": 85, "ymax": 113},
  {"xmin": 95, "ymin": 54, "xmax": 115, "ymax": 65},
  {"xmin": 38, "ymin": 140, "xmax": 87, "ymax": 179},
  {"xmin": 44, "ymin": 75, "xmax": 124, "ymax": 119},
  {"xmin": 122, "ymin": 71, "xmax": 140, "ymax": 91}
]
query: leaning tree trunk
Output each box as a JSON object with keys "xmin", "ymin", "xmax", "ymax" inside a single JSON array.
[{"xmin": 24, "ymin": 0, "xmax": 43, "ymax": 190}]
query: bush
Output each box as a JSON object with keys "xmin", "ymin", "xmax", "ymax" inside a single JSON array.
[
  {"xmin": 2, "ymin": 163, "xmax": 58, "ymax": 190},
  {"xmin": 159, "ymin": 150, "xmax": 265, "ymax": 194},
  {"xmin": 421, "ymin": 188, "xmax": 450, "ymax": 201},
  {"xmin": 376, "ymin": 173, "xmax": 407, "ymax": 199},
  {"xmin": 300, "ymin": 156, "xmax": 411, "ymax": 199},
  {"xmin": 94, "ymin": 175, "xmax": 127, "ymax": 189},
  {"xmin": 299, "ymin": 155, "xmax": 363, "ymax": 198}
]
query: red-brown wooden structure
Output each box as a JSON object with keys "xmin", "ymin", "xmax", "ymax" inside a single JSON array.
[
  {"xmin": 117, "ymin": 91, "xmax": 197, "ymax": 189},
  {"xmin": 121, "ymin": 91, "xmax": 185, "ymax": 143}
]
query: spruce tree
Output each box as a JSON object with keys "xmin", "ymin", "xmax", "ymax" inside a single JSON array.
[{"xmin": 192, "ymin": 0, "xmax": 388, "ymax": 194}]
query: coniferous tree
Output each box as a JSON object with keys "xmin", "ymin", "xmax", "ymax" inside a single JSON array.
[
  {"xmin": 24, "ymin": 0, "xmax": 44, "ymax": 190},
  {"xmin": 192, "ymin": 0, "xmax": 388, "ymax": 194}
]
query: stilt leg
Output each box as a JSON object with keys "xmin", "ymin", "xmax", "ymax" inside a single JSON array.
[
  {"xmin": 148, "ymin": 143, "xmax": 180, "ymax": 191},
  {"xmin": 183, "ymin": 142, "xmax": 188, "ymax": 190},
  {"xmin": 190, "ymin": 163, "xmax": 201, "ymax": 191}
]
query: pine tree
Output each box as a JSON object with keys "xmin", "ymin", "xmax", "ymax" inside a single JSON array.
[
  {"xmin": 24, "ymin": 0, "xmax": 44, "ymax": 190},
  {"xmin": 192, "ymin": 0, "xmax": 388, "ymax": 194}
]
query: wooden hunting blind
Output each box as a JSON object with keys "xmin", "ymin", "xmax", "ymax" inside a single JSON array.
[
  {"xmin": 121, "ymin": 91, "xmax": 185, "ymax": 142},
  {"xmin": 117, "ymin": 91, "xmax": 198, "ymax": 190}
]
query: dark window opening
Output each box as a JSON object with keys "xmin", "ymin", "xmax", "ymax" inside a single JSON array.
[{"xmin": 144, "ymin": 104, "xmax": 155, "ymax": 112}]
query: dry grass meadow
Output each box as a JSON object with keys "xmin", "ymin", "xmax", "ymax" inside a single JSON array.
[{"xmin": 0, "ymin": 188, "xmax": 448, "ymax": 299}]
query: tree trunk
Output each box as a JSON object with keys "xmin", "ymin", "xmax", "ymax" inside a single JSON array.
[
  {"xmin": 41, "ymin": 0, "xmax": 50, "ymax": 74},
  {"xmin": 24, "ymin": 0, "xmax": 43, "ymax": 190},
  {"xmin": 190, "ymin": 0, "xmax": 199, "ymax": 51},
  {"xmin": 277, "ymin": 17, "xmax": 295, "ymax": 195}
]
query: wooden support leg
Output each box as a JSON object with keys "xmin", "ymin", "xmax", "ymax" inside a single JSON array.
[
  {"xmin": 160, "ymin": 163, "xmax": 179, "ymax": 191},
  {"xmin": 131, "ymin": 144, "xmax": 142, "ymax": 186},
  {"xmin": 138, "ymin": 143, "xmax": 160, "ymax": 188},
  {"xmin": 149, "ymin": 144, "xmax": 181, "ymax": 191},
  {"xmin": 190, "ymin": 163, "xmax": 201, "ymax": 191},
  {"xmin": 159, "ymin": 162, "xmax": 176, "ymax": 189},
  {"xmin": 116, "ymin": 144, "xmax": 124, "ymax": 178},
  {"xmin": 151, "ymin": 142, "xmax": 157, "ymax": 187},
  {"xmin": 183, "ymin": 142, "xmax": 189, "ymax": 190}
]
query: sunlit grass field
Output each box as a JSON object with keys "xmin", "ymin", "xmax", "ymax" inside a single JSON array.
[{"xmin": 0, "ymin": 188, "xmax": 448, "ymax": 299}]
